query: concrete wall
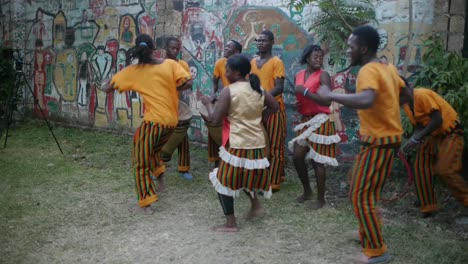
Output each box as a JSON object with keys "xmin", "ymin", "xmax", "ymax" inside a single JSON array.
[{"xmin": 0, "ymin": 0, "xmax": 459, "ymax": 161}]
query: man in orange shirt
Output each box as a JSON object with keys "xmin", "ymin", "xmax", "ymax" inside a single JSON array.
[
  {"xmin": 162, "ymin": 36, "xmax": 193, "ymax": 180},
  {"xmin": 209, "ymin": 40, "xmax": 242, "ymax": 167},
  {"xmin": 400, "ymin": 85, "xmax": 468, "ymax": 223},
  {"xmin": 318, "ymin": 26, "xmax": 404, "ymax": 263},
  {"xmin": 251, "ymin": 30, "xmax": 286, "ymax": 192}
]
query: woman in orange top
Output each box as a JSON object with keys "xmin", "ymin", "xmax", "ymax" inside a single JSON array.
[
  {"xmin": 101, "ymin": 34, "xmax": 192, "ymax": 214},
  {"xmin": 291, "ymin": 44, "xmax": 340, "ymax": 209}
]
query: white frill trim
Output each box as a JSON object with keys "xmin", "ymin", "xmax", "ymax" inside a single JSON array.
[
  {"xmin": 219, "ymin": 147, "xmax": 270, "ymax": 169},
  {"xmin": 293, "ymin": 113, "xmax": 329, "ymax": 132},
  {"xmin": 287, "ymin": 113, "xmax": 340, "ymax": 166},
  {"xmin": 209, "ymin": 168, "xmax": 273, "ymax": 199},
  {"xmin": 305, "ymin": 147, "xmax": 339, "ymax": 166}
]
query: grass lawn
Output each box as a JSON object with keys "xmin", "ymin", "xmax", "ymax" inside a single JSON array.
[{"xmin": 0, "ymin": 120, "xmax": 467, "ymax": 264}]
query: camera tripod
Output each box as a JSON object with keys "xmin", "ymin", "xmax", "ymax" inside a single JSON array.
[{"xmin": 3, "ymin": 69, "xmax": 63, "ymax": 154}]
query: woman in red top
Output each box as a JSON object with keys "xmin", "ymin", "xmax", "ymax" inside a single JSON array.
[{"xmin": 291, "ymin": 45, "xmax": 340, "ymax": 209}]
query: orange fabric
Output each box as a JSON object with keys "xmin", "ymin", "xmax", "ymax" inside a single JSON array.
[
  {"xmin": 250, "ymin": 56, "xmax": 286, "ymax": 110},
  {"xmin": 356, "ymin": 62, "xmax": 403, "ymax": 142},
  {"xmin": 178, "ymin": 59, "xmax": 190, "ymax": 73},
  {"xmin": 403, "ymin": 88, "xmax": 459, "ymax": 136},
  {"xmin": 213, "ymin": 58, "xmax": 230, "ymax": 88},
  {"xmin": 111, "ymin": 60, "xmax": 191, "ymax": 126}
]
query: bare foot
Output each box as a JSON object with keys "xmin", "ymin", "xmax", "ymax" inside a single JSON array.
[
  {"xmin": 155, "ymin": 176, "xmax": 166, "ymax": 192},
  {"xmin": 246, "ymin": 207, "xmax": 267, "ymax": 220},
  {"xmin": 309, "ymin": 200, "xmax": 326, "ymax": 210},
  {"xmin": 128, "ymin": 204, "xmax": 154, "ymax": 215},
  {"xmin": 295, "ymin": 194, "xmax": 313, "ymax": 204},
  {"xmin": 212, "ymin": 224, "xmax": 239, "ymax": 232}
]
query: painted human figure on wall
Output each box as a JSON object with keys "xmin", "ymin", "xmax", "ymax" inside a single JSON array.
[
  {"xmin": 121, "ymin": 17, "xmax": 133, "ymax": 44},
  {"xmin": 91, "ymin": 46, "xmax": 113, "ymax": 124},
  {"xmin": 78, "ymin": 51, "xmax": 93, "ymax": 107},
  {"xmin": 32, "ymin": 10, "xmax": 47, "ymax": 50}
]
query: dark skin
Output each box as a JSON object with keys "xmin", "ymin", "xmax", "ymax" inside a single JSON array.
[
  {"xmin": 399, "ymin": 88, "xmax": 443, "ymax": 153},
  {"xmin": 200, "ymin": 64, "xmax": 279, "ymax": 232},
  {"xmin": 316, "ymin": 34, "xmax": 377, "ymax": 109},
  {"xmin": 212, "ymin": 41, "xmax": 241, "ymax": 94},
  {"xmin": 166, "ymin": 39, "xmax": 181, "ymax": 61},
  {"xmin": 292, "ymin": 49, "xmax": 332, "ymax": 208},
  {"xmin": 255, "ymin": 33, "xmax": 285, "ymax": 97}
]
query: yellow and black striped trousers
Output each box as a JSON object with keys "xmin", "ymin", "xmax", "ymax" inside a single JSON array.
[
  {"xmin": 349, "ymin": 143, "xmax": 397, "ymax": 257},
  {"xmin": 207, "ymin": 131, "xmax": 220, "ymax": 163},
  {"xmin": 177, "ymin": 134, "xmax": 190, "ymax": 172},
  {"xmin": 414, "ymin": 133, "xmax": 468, "ymax": 213},
  {"xmin": 133, "ymin": 121, "xmax": 173, "ymax": 208},
  {"xmin": 266, "ymin": 109, "xmax": 286, "ymax": 191}
]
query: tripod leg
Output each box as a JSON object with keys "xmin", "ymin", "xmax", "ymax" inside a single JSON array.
[
  {"xmin": 22, "ymin": 73, "xmax": 64, "ymax": 154},
  {"xmin": 3, "ymin": 74, "xmax": 20, "ymax": 148}
]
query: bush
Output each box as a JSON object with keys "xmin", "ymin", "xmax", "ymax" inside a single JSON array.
[{"xmin": 412, "ymin": 36, "xmax": 468, "ymax": 150}]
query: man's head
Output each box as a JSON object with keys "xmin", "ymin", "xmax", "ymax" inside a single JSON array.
[
  {"xmin": 223, "ymin": 40, "xmax": 242, "ymax": 58},
  {"xmin": 166, "ymin": 36, "xmax": 181, "ymax": 60},
  {"xmin": 256, "ymin": 30, "xmax": 274, "ymax": 54},
  {"xmin": 347, "ymin": 25, "xmax": 380, "ymax": 66},
  {"xmin": 399, "ymin": 76, "xmax": 412, "ymax": 106}
]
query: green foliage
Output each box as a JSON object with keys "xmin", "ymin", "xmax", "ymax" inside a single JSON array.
[
  {"xmin": 413, "ymin": 36, "xmax": 468, "ymax": 138},
  {"xmin": 288, "ymin": 0, "xmax": 377, "ymax": 62},
  {"xmin": 0, "ymin": 48, "xmax": 16, "ymax": 118}
]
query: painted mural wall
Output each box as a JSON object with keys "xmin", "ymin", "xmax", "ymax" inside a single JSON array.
[{"xmin": 1, "ymin": 0, "xmax": 436, "ymax": 161}]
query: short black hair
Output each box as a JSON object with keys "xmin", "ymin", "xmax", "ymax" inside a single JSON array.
[
  {"xmin": 166, "ymin": 36, "xmax": 180, "ymax": 47},
  {"xmin": 230, "ymin": 40, "xmax": 243, "ymax": 53},
  {"xmin": 260, "ymin": 30, "xmax": 274, "ymax": 41},
  {"xmin": 300, "ymin": 44, "xmax": 322, "ymax": 65},
  {"xmin": 352, "ymin": 25, "xmax": 380, "ymax": 53}
]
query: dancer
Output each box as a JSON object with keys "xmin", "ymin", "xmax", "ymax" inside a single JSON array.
[
  {"xmin": 251, "ymin": 30, "xmax": 286, "ymax": 191},
  {"xmin": 162, "ymin": 36, "xmax": 193, "ymax": 180},
  {"xmin": 201, "ymin": 54, "xmax": 279, "ymax": 232},
  {"xmin": 399, "ymin": 83, "xmax": 468, "ymax": 223},
  {"xmin": 101, "ymin": 34, "xmax": 192, "ymax": 214},
  {"xmin": 290, "ymin": 44, "xmax": 340, "ymax": 209},
  {"xmin": 317, "ymin": 26, "xmax": 405, "ymax": 263},
  {"xmin": 209, "ymin": 40, "xmax": 243, "ymax": 167}
]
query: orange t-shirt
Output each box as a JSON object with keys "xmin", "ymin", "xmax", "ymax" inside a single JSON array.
[
  {"xmin": 213, "ymin": 58, "xmax": 230, "ymax": 88},
  {"xmin": 111, "ymin": 60, "xmax": 191, "ymax": 126},
  {"xmin": 250, "ymin": 56, "xmax": 286, "ymax": 111},
  {"xmin": 178, "ymin": 59, "xmax": 190, "ymax": 73},
  {"xmin": 403, "ymin": 88, "xmax": 459, "ymax": 136},
  {"xmin": 356, "ymin": 62, "xmax": 404, "ymax": 145}
]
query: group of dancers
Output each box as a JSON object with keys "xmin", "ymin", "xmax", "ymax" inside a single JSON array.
[{"xmin": 100, "ymin": 25, "xmax": 467, "ymax": 263}]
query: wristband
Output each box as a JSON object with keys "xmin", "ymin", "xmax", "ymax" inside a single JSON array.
[
  {"xmin": 303, "ymin": 88, "xmax": 310, "ymax": 96},
  {"xmin": 410, "ymin": 136, "xmax": 421, "ymax": 144}
]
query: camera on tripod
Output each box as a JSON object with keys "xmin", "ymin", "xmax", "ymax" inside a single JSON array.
[{"xmin": 12, "ymin": 50, "xmax": 30, "ymax": 72}]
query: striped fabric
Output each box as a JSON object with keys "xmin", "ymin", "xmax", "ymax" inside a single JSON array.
[
  {"xmin": 207, "ymin": 131, "xmax": 220, "ymax": 162},
  {"xmin": 267, "ymin": 109, "xmax": 286, "ymax": 191},
  {"xmin": 294, "ymin": 115, "xmax": 338, "ymax": 163},
  {"xmin": 177, "ymin": 134, "xmax": 190, "ymax": 172},
  {"xmin": 133, "ymin": 121, "xmax": 174, "ymax": 208},
  {"xmin": 349, "ymin": 144, "xmax": 397, "ymax": 257},
  {"xmin": 360, "ymin": 135, "xmax": 402, "ymax": 146},
  {"xmin": 211, "ymin": 147, "xmax": 271, "ymax": 197},
  {"xmin": 414, "ymin": 132, "xmax": 468, "ymax": 213},
  {"xmin": 413, "ymin": 137, "xmax": 438, "ymax": 213}
]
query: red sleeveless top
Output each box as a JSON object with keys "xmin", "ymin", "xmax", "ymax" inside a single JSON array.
[{"xmin": 295, "ymin": 69, "xmax": 331, "ymax": 116}]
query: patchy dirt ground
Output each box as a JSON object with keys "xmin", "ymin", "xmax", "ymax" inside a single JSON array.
[{"xmin": 1, "ymin": 122, "xmax": 467, "ymax": 264}]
